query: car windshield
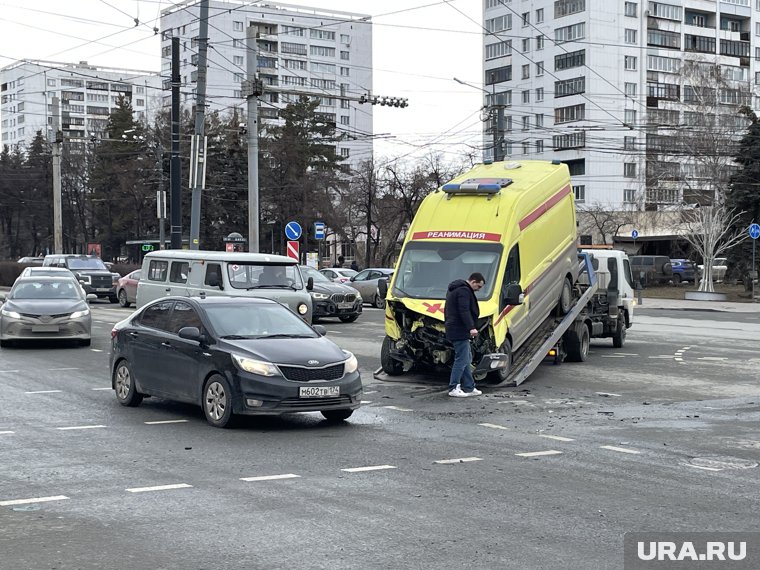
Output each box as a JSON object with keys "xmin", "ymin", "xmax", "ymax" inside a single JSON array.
[
  {"xmin": 67, "ymin": 258, "xmax": 107, "ymax": 270},
  {"xmin": 11, "ymin": 279, "xmax": 82, "ymax": 300},
  {"xmin": 226, "ymin": 263, "xmax": 303, "ymax": 290},
  {"xmin": 338, "ymin": 269, "xmax": 357, "ymax": 277},
  {"xmin": 393, "ymin": 241, "xmax": 502, "ymax": 300},
  {"xmin": 301, "ymin": 266, "xmax": 331, "ymax": 283},
  {"xmin": 204, "ymin": 303, "xmax": 317, "ymax": 338}
]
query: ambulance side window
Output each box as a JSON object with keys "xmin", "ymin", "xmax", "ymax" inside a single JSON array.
[{"xmin": 500, "ymin": 245, "xmax": 521, "ymax": 310}]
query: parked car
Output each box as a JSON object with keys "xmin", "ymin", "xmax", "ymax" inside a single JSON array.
[
  {"xmin": 110, "ymin": 296, "xmax": 362, "ymax": 428},
  {"xmin": 629, "ymin": 255, "xmax": 673, "ymax": 287},
  {"xmin": 320, "ymin": 268, "xmax": 358, "ymax": 284},
  {"xmin": 0, "ymin": 276, "xmax": 92, "ymax": 347},
  {"xmin": 300, "ymin": 266, "xmax": 362, "ymax": 323},
  {"xmin": 697, "ymin": 257, "xmax": 728, "ymax": 282},
  {"xmin": 116, "ymin": 269, "xmax": 141, "ymax": 308},
  {"xmin": 669, "ymin": 259, "xmax": 697, "ymax": 284},
  {"xmin": 346, "ymin": 268, "xmax": 395, "ymax": 309},
  {"xmin": 17, "ymin": 256, "xmax": 45, "ymax": 266},
  {"xmin": 43, "ymin": 254, "xmax": 119, "ymax": 303}
]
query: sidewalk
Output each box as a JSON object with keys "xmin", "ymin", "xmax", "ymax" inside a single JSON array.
[{"xmin": 637, "ymin": 296, "xmax": 760, "ymax": 313}]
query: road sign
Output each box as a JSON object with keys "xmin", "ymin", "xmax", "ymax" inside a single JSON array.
[
  {"xmin": 141, "ymin": 244, "xmax": 154, "ymax": 252},
  {"xmin": 286, "ymin": 240, "xmax": 299, "ymax": 261},
  {"xmin": 631, "ymin": 230, "xmax": 639, "ymax": 240},
  {"xmin": 314, "ymin": 221, "xmax": 325, "ymax": 240},
  {"xmin": 749, "ymin": 223, "xmax": 760, "ymax": 240},
  {"xmin": 285, "ymin": 221, "xmax": 302, "ymax": 241}
]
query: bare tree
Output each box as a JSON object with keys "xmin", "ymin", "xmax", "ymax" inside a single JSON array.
[{"xmin": 577, "ymin": 203, "xmax": 636, "ymax": 245}]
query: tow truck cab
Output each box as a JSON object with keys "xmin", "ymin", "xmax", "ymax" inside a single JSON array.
[{"xmin": 381, "ymin": 159, "xmax": 579, "ymax": 383}]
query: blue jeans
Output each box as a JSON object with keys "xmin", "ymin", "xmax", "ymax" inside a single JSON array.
[{"xmin": 449, "ymin": 339, "xmax": 475, "ymax": 392}]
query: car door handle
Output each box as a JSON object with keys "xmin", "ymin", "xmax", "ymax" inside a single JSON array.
[
  {"xmin": 161, "ymin": 341, "xmax": 172, "ymax": 348},
  {"xmin": 128, "ymin": 332, "xmax": 138, "ymax": 338},
  {"xmin": 165, "ymin": 287, "xmax": 171, "ymax": 292}
]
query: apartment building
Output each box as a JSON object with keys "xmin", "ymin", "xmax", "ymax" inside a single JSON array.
[
  {"xmin": 0, "ymin": 60, "xmax": 161, "ymax": 149},
  {"xmin": 483, "ymin": 0, "xmax": 760, "ymax": 212},
  {"xmin": 159, "ymin": 0, "xmax": 374, "ymax": 170}
]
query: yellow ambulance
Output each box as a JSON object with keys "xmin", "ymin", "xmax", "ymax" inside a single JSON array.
[{"xmin": 380, "ymin": 159, "xmax": 579, "ymax": 383}]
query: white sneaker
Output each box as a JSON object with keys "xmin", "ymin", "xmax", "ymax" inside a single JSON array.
[
  {"xmin": 448, "ymin": 386, "xmax": 467, "ymax": 398},
  {"xmin": 468, "ymin": 388, "xmax": 482, "ymax": 396}
]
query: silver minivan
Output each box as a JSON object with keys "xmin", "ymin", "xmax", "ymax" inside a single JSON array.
[{"xmin": 135, "ymin": 251, "xmax": 313, "ymax": 322}]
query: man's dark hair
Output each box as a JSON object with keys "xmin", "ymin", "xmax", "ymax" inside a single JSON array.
[{"xmin": 469, "ymin": 272, "xmax": 485, "ymax": 284}]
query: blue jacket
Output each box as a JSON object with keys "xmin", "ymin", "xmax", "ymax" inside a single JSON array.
[{"xmin": 444, "ymin": 280, "xmax": 480, "ymax": 341}]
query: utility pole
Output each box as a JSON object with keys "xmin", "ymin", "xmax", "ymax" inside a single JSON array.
[
  {"xmin": 454, "ymin": 76, "xmax": 503, "ymax": 161},
  {"xmin": 245, "ymin": 23, "xmax": 262, "ymax": 253},
  {"xmin": 169, "ymin": 36, "xmax": 182, "ymax": 249},
  {"xmin": 188, "ymin": 0, "xmax": 209, "ymax": 250},
  {"xmin": 51, "ymin": 96, "xmax": 63, "ymax": 254}
]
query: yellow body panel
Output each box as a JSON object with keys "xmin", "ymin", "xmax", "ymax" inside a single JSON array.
[{"xmin": 384, "ymin": 159, "xmax": 577, "ymax": 352}]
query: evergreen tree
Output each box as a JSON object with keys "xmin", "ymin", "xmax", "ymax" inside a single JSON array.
[{"xmin": 24, "ymin": 131, "xmax": 53, "ymax": 256}]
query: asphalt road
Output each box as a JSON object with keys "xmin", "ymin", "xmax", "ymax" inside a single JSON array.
[{"xmin": 1, "ymin": 302, "xmax": 759, "ymax": 570}]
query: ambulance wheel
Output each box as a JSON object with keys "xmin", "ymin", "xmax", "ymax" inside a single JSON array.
[
  {"xmin": 558, "ymin": 277, "xmax": 573, "ymax": 315},
  {"xmin": 381, "ymin": 336, "xmax": 404, "ymax": 376},
  {"xmin": 612, "ymin": 313, "xmax": 626, "ymax": 348},
  {"xmin": 487, "ymin": 339, "xmax": 512, "ymax": 383},
  {"xmin": 565, "ymin": 323, "xmax": 590, "ymax": 362}
]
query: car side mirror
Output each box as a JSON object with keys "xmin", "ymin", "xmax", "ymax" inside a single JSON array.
[
  {"xmin": 349, "ymin": 275, "xmax": 356, "ymax": 282},
  {"xmin": 178, "ymin": 326, "xmax": 205, "ymax": 343},
  {"xmin": 378, "ymin": 277, "xmax": 388, "ymax": 298},
  {"xmin": 313, "ymin": 324, "xmax": 327, "ymax": 336},
  {"xmin": 307, "ymin": 276, "xmax": 314, "ymax": 291},
  {"xmin": 86, "ymin": 293, "xmax": 97, "ymax": 302},
  {"xmin": 504, "ymin": 283, "xmax": 524, "ymax": 305}
]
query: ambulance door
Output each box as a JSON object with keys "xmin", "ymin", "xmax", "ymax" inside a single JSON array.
[{"xmin": 499, "ymin": 244, "xmax": 530, "ymax": 348}]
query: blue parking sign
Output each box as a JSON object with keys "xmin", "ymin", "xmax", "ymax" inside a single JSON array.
[{"xmin": 314, "ymin": 222, "xmax": 325, "ymax": 240}]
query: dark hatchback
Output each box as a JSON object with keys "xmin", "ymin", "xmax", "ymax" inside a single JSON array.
[
  {"xmin": 300, "ymin": 265, "xmax": 362, "ymax": 322},
  {"xmin": 110, "ymin": 296, "xmax": 362, "ymax": 428}
]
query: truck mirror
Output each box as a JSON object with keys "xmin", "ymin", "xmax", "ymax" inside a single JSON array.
[
  {"xmin": 591, "ymin": 257, "xmax": 599, "ymax": 270},
  {"xmin": 378, "ymin": 277, "xmax": 388, "ymax": 298},
  {"xmin": 307, "ymin": 276, "xmax": 314, "ymax": 291},
  {"xmin": 504, "ymin": 283, "xmax": 524, "ymax": 305}
]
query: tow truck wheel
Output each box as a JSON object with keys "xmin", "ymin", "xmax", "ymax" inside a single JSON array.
[
  {"xmin": 487, "ymin": 339, "xmax": 512, "ymax": 383},
  {"xmin": 381, "ymin": 336, "xmax": 404, "ymax": 376},
  {"xmin": 612, "ymin": 313, "xmax": 626, "ymax": 348},
  {"xmin": 565, "ymin": 322, "xmax": 590, "ymax": 362},
  {"xmin": 558, "ymin": 277, "xmax": 573, "ymax": 315}
]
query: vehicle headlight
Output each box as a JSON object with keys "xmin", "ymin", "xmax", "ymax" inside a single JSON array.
[
  {"xmin": 310, "ymin": 292, "xmax": 329, "ymax": 300},
  {"xmin": 1, "ymin": 309, "xmax": 22, "ymax": 319},
  {"xmin": 111, "ymin": 273, "xmax": 120, "ymax": 284},
  {"xmin": 78, "ymin": 275, "xmax": 92, "ymax": 284},
  {"xmin": 232, "ymin": 354, "xmax": 279, "ymax": 376},
  {"xmin": 70, "ymin": 309, "xmax": 90, "ymax": 319},
  {"xmin": 343, "ymin": 351, "xmax": 359, "ymax": 374},
  {"xmin": 297, "ymin": 303, "xmax": 308, "ymax": 315},
  {"xmin": 355, "ymin": 294, "xmax": 362, "ymax": 301}
]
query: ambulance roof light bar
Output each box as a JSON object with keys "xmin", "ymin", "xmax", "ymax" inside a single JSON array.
[{"xmin": 441, "ymin": 178, "xmax": 513, "ymax": 194}]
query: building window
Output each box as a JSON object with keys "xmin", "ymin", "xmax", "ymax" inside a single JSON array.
[
  {"xmin": 536, "ymin": 35, "xmax": 545, "ymax": 50},
  {"xmin": 522, "ymin": 90, "xmax": 530, "ymax": 103},
  {"xmin": 555, "ymin": 22, "xmax": 585, "ymax": 43},
  {"xmin": 486, "ymin": 40, "xmax": 512, "ymax": 59},
  {"xmin": 536, "ymin": 8, "xmax": 544, "ymax": 23},
  {"xmin": 650, "ymin": 2, "xmax": 682, "ymax": 21},
  {"xmin": 536, "ymin": 61, "xmax": 544, "ymax": 76},
  {"xmin": 522, "ymin": 141, "xmax": 531, "ymax": 154},
  {"xmin": 536, "ymin": 139, "xmax": 544, "ymax": 153},
  {"xmin": 625, "ymin": 29, "xmax": 637, "ymax": 44},
  {"xmin": 625, "ymin": 82, "xmax": 637, "ymax": 97},
  {"xmin": 624, "ymin": 163, "xmax": 637, "ymax": 177},
  {"xmin": 555, "ymin": 103, "xmax": 585, "ymax": 124},
  {"xmin": 486, "ymin": 14, "xmax": 512, "ymax": 32},
  {"xmin": 340, "ymin": 115, "xmax": 349, "ymax": 125},
  {"xmin": 625, "ymin": 56, "xmax": 637, "ymax": 70},
  {"xmin": 233, "ymin": 21, "xmax": 244, "ymax": 32},
  {"xmin": 47, "ymin": 78, "xmax": 56, "ymax": 86},
  {"xmin": 310, "ymin": 30, "xmax": 335, "ymax": 40},
  {"xmin": 522, "ymin": 116, "xmax": 530, "ymax": 131},
  {"xmin": 340, "ymin": 148, "xmax": 350, "ymax": 158},
  {"xmin": 522, "ymin": 64, "xmax": 530, "ymax": 79},
  {"xmin": 311, "ymin": 45, "xmax": 336, "ymax": 57},
  {"xmin": 625, "ymin": 109, "xmax": 637, "ymax": 124},
  {"xmin": 573, "ymin": 185, "xmax": 586, "ymax": 203},
  {"xmin": 555, "ymin": 76, "xmax": 585, "ymax": 97},
  {"xmin": 624, "ymin": 136, "xmax": 636, "ymax": 150},
  {"xmin": 555, "ymin": 0, "xmax": 586, "ymax": 18},
  {"xmin": 233, "ymin": 55, "xmax": 244, "ymax": 66},
  {"xmin": 555, "ymin": 49, "xmax": 585, "ymax": 70},
  {"xmin": 624, "ymin": 2, "xmax": 637, "ymax": 17},
  {"xmin": 522, "ymin": 12, "xmax": 530, "ymax": 26},
  {"xmin": 233, "ymin": 39, "xmax": 244, "ymax": 48},
  {"xmin": 341, "ymin": 34, "xmax": 351, "ymax": 43},
  {"xmin": 624, "ymin": 189, "xmax": 636, "ymax": 203},
  {"xmin": 340, "ymin": 67, "xmax": 350, "ymax": 77},
  {"xmin": 536, "ymin": 88, "xmax": 544, "ymax": 101},
  {"xmin": 535, "ymin": 113, "xmax": 544, "ymax": 128},
  {"xmin": 234, "ymin": 73, "xmax": 243, "ymax": 82},
  {"xmin": 522, "ymin": 38, "xmax": 530, "ymax": 53},
  {"xmin": 340, "ymin": 51, "xmax": 350, "ymax": 60}
]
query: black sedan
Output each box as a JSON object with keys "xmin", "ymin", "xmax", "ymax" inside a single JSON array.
[
  {"xmin": 300, "ymin": 265, "xmax": 362, "ymax": 322},
  {"xmin": 109, "ymin": 296, "xmax": 362, "ymax": 428}
]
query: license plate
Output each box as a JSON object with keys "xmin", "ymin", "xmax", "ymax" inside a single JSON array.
[
  {"xmin": 96, "ymin": 288, "xmax": 111, "ymax": 292},
  {"xmin": 299, "ymin": 386, "xmax": 340, "ymax": 398},
  {"xmin": 338, "ymin": 302, "xmax": 353, "ymax": 309},
  {"xmin": 32, "ymin": 325, "xmax": 59, "ymax": 333}
]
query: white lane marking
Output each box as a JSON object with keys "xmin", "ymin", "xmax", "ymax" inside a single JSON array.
[
  {"xmin": 0, "ymin": 431, "xmax": 15, "ymax": 435},
  {"xmin": 515, "ymin": 450, "xmax": 563, "ymax": 458},
  {"xmin": 383, "ymin": 405, "xmax": 412, "ymax": 412},
  {"xmin": 683, "ymin": 463, "xmax": 723, "ymax": 472},
  {"xmin": 47, "ymin": 367, "xmax": 79, "ymax": 371},
  {"xmin": 479, "ymin": 422, "xmax": 509, "ymax": 430},
  {"xmin": 0, "ymin": 495, "xmax": 69, "ymax": 507},
  {"xmin": 240, "ymin": 474, "xmax": 301, "ymax": 482},
  {"xmin": 0, "ymin": 370, "xmax": 21, "ymax": 373},
  {"xmin": 91, "ymin": 387, "xmax": 111, "ymax": 391},
  {"xmin": 499, "ymin": 400, "xmax": 532, "ymax": 405},
  {"xmin": 613, "ymin": 353, "xmax": 638, "ymax": 356},
  {"xmin": 434, "ymin": 457, "xmax": 482, "ymax": 464},
  {"xmin": 601, "ymin": 355, "xmax": 626, "ymax": 358},
  {"xmin": 675, "ymin": 358, "xmax": 683, "ymax": 362},
  {"xmin": 25, "ymin": 390, "xmax": 63, "ymax": 394},
  {"xmin": 341, "ymin": 465, "xmax": 396, "ymax": 473},
  {"xmin": 600, "ymin": 445, "xmax": 641, "ymax": 455},
  {"xmin": 144, "ymin": 419, "xmax": 189, "ymax": 425},
  {"xmin": 90, "ymin": 349, "xmax": 104, "ymax": 353},
  {"xmin": 56, "ymin": 425, "xmax": 106, "ymax": 431},
  {"xmin": 539, "ymin": 434, "xmax": 575, "ymax": 442},
  {"xmin": 126, "ymin": 483, "xmax": 192, "ymax": 493},
  {"xmin": 596, "ymin": 392, "xmax": 622, "ymax": 397},
  {"xmin": 649, "ymin": 356, "xmax": 674, "ymax": 359},
  {"xmin": 697, "ymin": 357, "xmax": 728, "ymax": 361},
  {"xmin": 364, "ymin": 390, "xmax": 378, "ymax": 394},
  {"xmin": 360, "ymin": 400, "xmax": 372, "ymax": 404}
]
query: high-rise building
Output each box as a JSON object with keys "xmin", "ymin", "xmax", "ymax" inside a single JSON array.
[
  {"xmin": 482, "ymin": 0, "xmax": 759, "ymax": 213},
  {"xmin": 160, "ymin": 0, "xmax": 374, "ymax": 170},
  {"xmin": 0, "ymin": 60, "xmax": 161, "ymax": 150}
]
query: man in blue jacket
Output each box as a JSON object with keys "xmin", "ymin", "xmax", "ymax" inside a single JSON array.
[{"xmin": 444, "ymin": 272, "xmax": 485, "ymax": 397}]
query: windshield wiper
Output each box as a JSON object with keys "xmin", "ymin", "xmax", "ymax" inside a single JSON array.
[
  {"xmin": 219, "ymin": 334, "xmax": 257, "ymax": 339},
  {"xmin": 392, "ymin": 285, "xmax": 414, "ymax": 298},
  {"xmin": 257, "ymin": 333, "xmax": 314, "ymax": 339}
]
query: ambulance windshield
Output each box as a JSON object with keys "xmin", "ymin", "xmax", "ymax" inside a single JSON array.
[{"xmin": 392, "ymin": 241, "xmax": 502, "ymax": 300}]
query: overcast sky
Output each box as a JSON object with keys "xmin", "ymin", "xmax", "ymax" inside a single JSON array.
[{"xmin": 1, "ymin": 0, "xmax": 485, "ymax": 163}]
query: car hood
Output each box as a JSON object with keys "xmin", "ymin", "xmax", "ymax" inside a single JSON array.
[
  {"xmin": 70, "ymin": 269, "xmax": 112, "ymax": 276},
  {"xmin": 221, "ymin": 335, "xmax": 348, "ymax": 366},
  {"xmin": 4, "ymin": 298, "xmax": 87, "ymax": 315},
  {"xmin": 310, "ymin": 281, "xmax": 359, "ymax": 295}
]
